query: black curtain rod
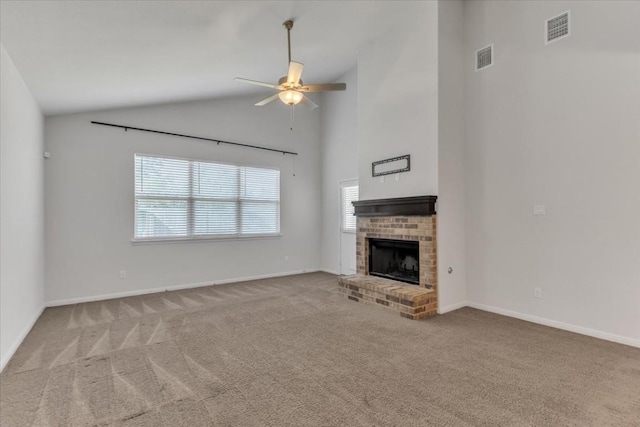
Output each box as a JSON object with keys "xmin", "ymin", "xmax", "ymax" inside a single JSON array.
[{"xmin": 90, "ymin": 121, "xmax": 298, "ymax": 156}]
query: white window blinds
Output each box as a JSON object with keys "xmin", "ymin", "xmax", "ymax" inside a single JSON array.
[
  {"xmin": 341, "ymin": 185, "xmax": 359, "ymax": 232},
  {"xmin": 135, "ymin": 154, "xmax": 280, "ymax": 240}
]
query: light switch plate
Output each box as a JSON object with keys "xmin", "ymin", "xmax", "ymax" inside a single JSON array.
[{"xmin": 533, "ymin": 205, "xmax": 546, "ymax": 216}]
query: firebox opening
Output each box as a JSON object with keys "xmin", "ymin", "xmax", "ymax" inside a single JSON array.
[{"xmin": 368, "ymin": 238, "xmax": 419, "ymax": 285}]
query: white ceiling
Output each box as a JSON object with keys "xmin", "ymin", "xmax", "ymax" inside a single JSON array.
[{"xmin": 1, "ymin": 1, "xmax": 395, "ymax": 115}]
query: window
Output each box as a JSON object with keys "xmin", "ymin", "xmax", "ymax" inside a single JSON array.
[
  {"xmin": 341, "ymin": 184, "xmax": 359, "ymax": 233},
  {"xmin": 134, "ymin": 154, "xmax": 280, "ymax": 240}
]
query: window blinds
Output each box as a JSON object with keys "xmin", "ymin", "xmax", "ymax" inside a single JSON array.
[
  {"xmin": 135, "ymin": 155, "xmax": 280, "ymax": 239},
  {"xmin": 342, "ymin": 185, "xmax": 359, "ymax": 232}
]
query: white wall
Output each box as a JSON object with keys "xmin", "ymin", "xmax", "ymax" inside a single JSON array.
[
  {"xmin": 357, "ymin": 1, "xmax": 439, "ymax": 201},
  {"xmin": 0, "ymin": 45, "xmax": 45, "ymax": 370},
  {"xmin": 320, "ymin": 68, "xmax": 358, "ymax": 274},
  {"xmin": 464, "ymin": 1, "xmax": 640, "ymax": 346},
  {"xmin": 437, "ymin": 0, "xmax": 467, "ymax": 313},
  {"xmin": 45, "ymin": 95, "xmax": 322, "ymax": 303}
]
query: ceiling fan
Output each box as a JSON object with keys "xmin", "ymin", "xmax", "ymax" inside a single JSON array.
[{"xmin": 234, "ymin": 19, "xmax": 347, "ymax": 110}]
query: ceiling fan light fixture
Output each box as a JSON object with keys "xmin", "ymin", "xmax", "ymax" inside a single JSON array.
[{"xmin": 279, "ymin": 90, "xmax": 303, "ymax": 105}]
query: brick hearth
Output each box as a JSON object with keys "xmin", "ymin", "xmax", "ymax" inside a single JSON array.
[{"xmin": 337, "ymin": 275, "xmax": 437, "ymax": 320}]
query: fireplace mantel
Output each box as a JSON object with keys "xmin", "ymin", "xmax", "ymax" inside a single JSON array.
[{"xmin": 352, "ymin": 196, "xmax": 437, "ymax": 217}]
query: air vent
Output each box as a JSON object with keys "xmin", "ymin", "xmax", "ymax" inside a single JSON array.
[
  {"xmin": 546, "ymin": 11, "xmax": 570, "ymax": 44},
  {"xmin": 475, "ymin": 44, "xmax": 493, "ymax": 71}
]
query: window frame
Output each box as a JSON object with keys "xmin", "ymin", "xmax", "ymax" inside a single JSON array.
[
  {"xmin": 133, "ymin": 153, "xmax": 281, "ymax": 243},
  {"xmin": 340, "ymin": 181, "xmax": 359, "ymax": 234}
]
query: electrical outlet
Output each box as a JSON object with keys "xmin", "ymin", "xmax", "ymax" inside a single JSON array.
[
  {"xmin": 119, "ymin": 270, "xmax": 126, "ymax": 279},
  {"xmin": 284, "ymin": 256, "xmax": 289, "ymax": 262},
  {"xmin": 534, "ymin": 287, "xmax": 542, "ymax": 298},
  {"xmin": 533, "ymin": 205, "xmax": 546, "ymax": 216}
]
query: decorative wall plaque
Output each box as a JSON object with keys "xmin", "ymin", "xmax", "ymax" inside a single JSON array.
[{"xmin": 372, "ymin": 154, "xmax": 410, "ymax": 177}]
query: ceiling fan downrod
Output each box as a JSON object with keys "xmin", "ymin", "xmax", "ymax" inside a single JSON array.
[{"xmin": 283, "ymin": 20, "xmax": 294, "ymax": 65}]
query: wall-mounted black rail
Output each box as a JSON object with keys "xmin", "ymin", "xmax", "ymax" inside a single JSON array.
[{"xmin": 90, "ymin": 121, "xmax": 298, "ymax": 156}]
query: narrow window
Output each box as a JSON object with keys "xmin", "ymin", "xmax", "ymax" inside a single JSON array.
[{"xmin": 341, "ymin": 185, "xmax": 359, "ymax": 233}]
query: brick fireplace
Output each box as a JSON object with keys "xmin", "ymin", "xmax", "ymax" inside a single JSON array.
[{"xmin": 338, "ymin": 196, "xmax": 438, "ymax": 319}]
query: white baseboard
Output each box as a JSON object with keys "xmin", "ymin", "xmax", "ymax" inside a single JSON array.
[
  {"xmin": 0, "ymin": 305, "xmax": 45, "ymax": 373},
  {"xmin": 438, "ymin": 300, "xmax": 468, "ymax": 314},
  {"xmin": 466, "ymin": 301, "xmax": 640, "ymax": 349},
  {"xmin": 46, "ymin": 269, "xmax": 320, "ymax": 307}
]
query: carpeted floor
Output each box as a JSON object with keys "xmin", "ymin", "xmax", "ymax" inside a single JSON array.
[{"xmin": 1, "ymin": 272, "xmax": 639, "ymax": 426}]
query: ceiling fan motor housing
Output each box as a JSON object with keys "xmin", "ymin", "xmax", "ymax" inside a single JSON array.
[{"xmin": 278, "ymin": 76, "xmax": 303, "ymax": 87}]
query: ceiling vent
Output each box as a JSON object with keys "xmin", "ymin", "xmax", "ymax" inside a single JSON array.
[
  {"xmin": 475, "ymin": 44, "xmax": 493, "ymax": 71},
  {"xmin": 546, "ymin": 11, "xmax": 570, "ymax": 44}
]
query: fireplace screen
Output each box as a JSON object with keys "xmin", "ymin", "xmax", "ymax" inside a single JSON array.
[{"xmin": 368, "ymin": 238, "xmax": 419, "ymax": 285}]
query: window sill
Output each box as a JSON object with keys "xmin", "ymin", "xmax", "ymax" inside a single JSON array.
[{"xmin": 131, "ymin": 234, "xmax": 282, "ymax": 245}]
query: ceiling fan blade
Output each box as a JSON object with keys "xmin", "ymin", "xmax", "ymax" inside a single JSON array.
[
  {"xmin": 234, "ymin": 77, "xmax": 280, "ymax": 89},
  {"xmin": 299, "ymin": 83, "xmax": 347, "ymax": 92},
  {"xmin": 302, "ymin": 95, "xmax": 319, "ymax": 110},
  {"xmin": 287, "ymin": 61, "xmax": 304, "ymax": 85},
  {"xmin": 254, "ymin": 93, "xmax": 281, "ymax": 106}
]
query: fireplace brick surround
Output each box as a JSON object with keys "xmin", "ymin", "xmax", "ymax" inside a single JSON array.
[{"xmin": 338, "ymin": 196, "xmax": 438, "ymax": 319}]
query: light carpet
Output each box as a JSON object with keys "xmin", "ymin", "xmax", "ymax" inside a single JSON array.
[{"xmin": 1, "ymin": 272, "xmax": 639, "ymax": 426}]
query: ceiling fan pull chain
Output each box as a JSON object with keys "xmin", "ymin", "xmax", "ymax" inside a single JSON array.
[{"xmin": 290, "ymin": 105, "xmax": 295, "ymax": 131}]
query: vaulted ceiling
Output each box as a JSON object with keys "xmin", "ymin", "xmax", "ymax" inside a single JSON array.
[{"xmin": 1, "ymin": 1, "xmax": 398, "ymax": 115}]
